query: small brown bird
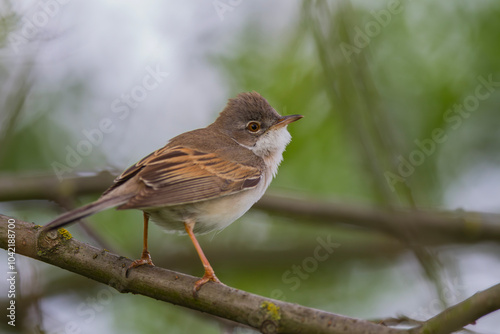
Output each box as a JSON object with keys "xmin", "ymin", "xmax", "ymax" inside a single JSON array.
[{"xmin": 45, "ymin": 91, "xmax": 302, "ymax": 292}]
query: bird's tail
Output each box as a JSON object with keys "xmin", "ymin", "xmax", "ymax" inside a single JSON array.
[{"xmin": 44, "ymin": 195, "xmax": 132, "ymax": 231}]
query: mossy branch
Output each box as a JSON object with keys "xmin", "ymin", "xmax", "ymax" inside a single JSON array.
[{"xmin": 1, "ymin": 214, "xmax": 499, "ymax": 334}]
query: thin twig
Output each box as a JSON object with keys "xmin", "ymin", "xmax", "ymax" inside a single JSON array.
[{"xmin": 409, "ymin": 283, "xmax": 500, "ymax": 334}]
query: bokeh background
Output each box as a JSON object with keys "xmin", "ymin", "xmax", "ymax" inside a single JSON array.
[{"xmin": 1, "ymin": 1, "xmax": 500, "ymax": 333}]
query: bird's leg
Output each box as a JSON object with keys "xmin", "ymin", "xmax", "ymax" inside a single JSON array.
[
  {"xmin": 127, "ymin": 212, "xmax": 154, "ymax": 274},
  {"xmin": 184, "ymin": 220, "xmax": 221, "ymax": 292}
]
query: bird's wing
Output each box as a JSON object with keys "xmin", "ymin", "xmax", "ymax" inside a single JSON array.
[{"xmin": 104, "ymin": 146, "xmax": 262, "ymax": 209}]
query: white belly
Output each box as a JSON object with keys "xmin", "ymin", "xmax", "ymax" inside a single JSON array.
[{"xmin": 145, "ymin": 174, "xmax": 270, "ymax": 234}]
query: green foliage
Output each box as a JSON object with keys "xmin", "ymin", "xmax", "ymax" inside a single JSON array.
[{"xmin": 212, "ymin": 0, "xmax": 500, "ymax": 208}]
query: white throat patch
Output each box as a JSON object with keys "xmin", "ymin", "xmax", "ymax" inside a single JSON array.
[{"xmin": 251, "ymin": 127, "xmax": 292, "ymax": 177}]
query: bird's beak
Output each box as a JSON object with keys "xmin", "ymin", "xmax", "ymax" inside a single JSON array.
[{"xmin": 273, "ymin": 114, "xmax": 303, "ymax": 128}]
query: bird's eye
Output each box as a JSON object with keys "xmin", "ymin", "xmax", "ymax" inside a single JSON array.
[{"xmin": 247, "ymin": 121, "xmax": 261, "ymax": 132}]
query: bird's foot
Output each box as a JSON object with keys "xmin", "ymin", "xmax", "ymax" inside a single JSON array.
[
  {"xmin": 193, "ymin": 267, "xmax": 221, "ymax": 296},
  {"xmin": 126, "ymin": 250, "xmax": 155, "ymax": 277}
]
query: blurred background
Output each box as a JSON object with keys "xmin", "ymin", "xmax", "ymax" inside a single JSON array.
[{"xmin": 1, "ymin": 0, "xmax": 500, "ymax": 333}]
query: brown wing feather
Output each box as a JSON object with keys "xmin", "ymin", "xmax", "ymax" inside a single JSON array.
[{"xmin": 109, "ymin": 146, "xmax": 262, "ymax": 209}]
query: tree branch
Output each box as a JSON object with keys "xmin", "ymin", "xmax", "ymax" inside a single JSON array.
[
  {"xmin": 257, "ymin": 194, "xmax": 500, "ymax": 244},
  {"xmin": 1, "ymin": 172, "xmax": 500, "ymax": 244},
  {"xmin": 1, "ymin": 214, "xmax": 499, "ymax": 333},
  {"xmin": 1, "ymin": 214, "xmax": 402, "ymax": 334}
]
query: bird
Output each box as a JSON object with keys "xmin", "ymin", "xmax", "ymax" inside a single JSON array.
[{"xmin": 44, "ymin": 91, "xmax": 302, "ymax": 292}]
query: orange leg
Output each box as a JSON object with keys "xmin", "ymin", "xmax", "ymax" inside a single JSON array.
[
  {"xmin": 184, "ymin": 220, "xmax": 221, "ymax": 292},
  {"xmin": 127, "ymin": 212, "xmax": 154, "ymax": 275}
]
